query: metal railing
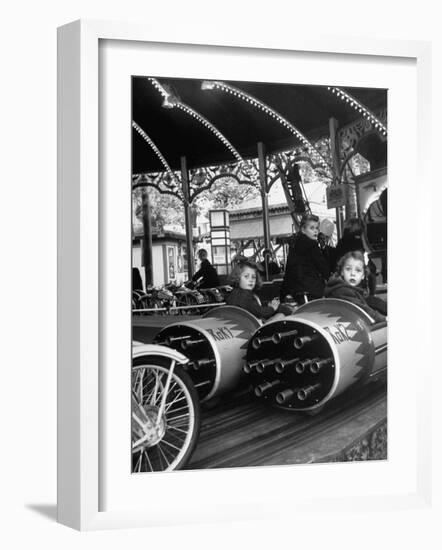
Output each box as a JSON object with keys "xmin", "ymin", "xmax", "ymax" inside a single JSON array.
[{"xmin": 132, "ymin": 302, "xmax": 226, "ymax": 314}]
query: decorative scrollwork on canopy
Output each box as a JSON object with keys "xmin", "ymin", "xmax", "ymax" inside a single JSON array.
[
  {"xmin": 337, "ymin": 108, "xmax": 387, "ymax": 185},
  {"xmin": 339, "ymin": 109, "xmax": 387, "ymax": 158},
  {"xmin": 133, "ymin": 158, "xmax": 260, "ymax": 204},
  {"xmin": 132, "ymin": 109, "xmax": 385, "ymax": 215},
  {"xmin": 132, "ymin": 172, "xmax": 184, "ymax": 201},
  {"xmin": 187, "ymin": 159, "xmax": 259, "ymax": 203}
]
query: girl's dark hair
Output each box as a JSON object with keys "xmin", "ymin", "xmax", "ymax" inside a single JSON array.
[
  {"xmin": 228, "ymin": 259, "xmax": 263, "ymax": 289},
  {"xmin": 300, "ymin": 213, "xmax": 319, "ymax": 228},
  {"xmin": 336, "ymin": 250, "xmax": 367, "ymax": 279}
]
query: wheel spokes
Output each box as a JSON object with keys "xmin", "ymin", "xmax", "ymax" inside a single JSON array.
[{"xmin": 132, "ymin": 362, "xmax": 196, "ymax": 473}]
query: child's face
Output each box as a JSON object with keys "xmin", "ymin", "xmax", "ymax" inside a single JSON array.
[
  {"xmin": 301, "ymin": 221, "xmax": 319, "ymax": 240},
  {"xmin": 239, "ymin": 266, "xmax": 257, "ymax": 290},
  {"xmin": 341, "ymin": 258, "xmax": 364, "ymax": 287}
]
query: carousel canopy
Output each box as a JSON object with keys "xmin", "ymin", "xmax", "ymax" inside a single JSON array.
[{"xmin": 132, "ymin": 76, "xmax": 387, "ymax": 174}]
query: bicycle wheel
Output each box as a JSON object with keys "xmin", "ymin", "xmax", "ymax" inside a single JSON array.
[{"xmin": 132, "ymin": 356, "xmax": 201, "ymax": 472}]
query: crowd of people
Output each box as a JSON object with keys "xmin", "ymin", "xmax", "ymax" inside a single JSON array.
[
  {"xmin": 225, "ymin": 214, "xmax": 387, "ymax": 323},
  {"xmin": 133, "ymin": 214, "xmax": 387, "ymax": 323}
]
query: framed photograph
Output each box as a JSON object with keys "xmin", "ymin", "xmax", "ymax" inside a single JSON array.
[{"xmin": 57, "ymin": 19, "xmax": 432, "ymax": 530}]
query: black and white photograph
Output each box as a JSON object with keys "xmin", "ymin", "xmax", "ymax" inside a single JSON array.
[
  {"xmin": 130, "ymin": 76, "xmax": 388, "ymax": 473},
  {"xmin": 4, "ymin": 0, "xmax": 437, "ymax": 541}
]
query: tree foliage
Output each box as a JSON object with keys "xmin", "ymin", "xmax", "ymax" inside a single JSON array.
[
  {"xmin": 133, "ymin": 176, "xmax": 260, "ymax": 233},
  {"xmin": 195, "ymin": 176, "xmax": 259, "ymax": 210},
  {"xmin": 133, "ymin": 187, "xmax": 184, "ymax": 232}
]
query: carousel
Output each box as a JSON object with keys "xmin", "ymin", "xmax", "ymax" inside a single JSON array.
[{"xmin": 130, "ymin": 76, "xmax": 388, "ymax": 473}]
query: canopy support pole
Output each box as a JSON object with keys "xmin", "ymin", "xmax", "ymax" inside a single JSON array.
[
  {"xmin": 329, "ymin": 117, "xmax": 343, "ymax": 239},
  {"xmin": 141, "ymin": 186, "xmax": 153, "ymax": 287},
  {"xmin": 258, "ymin": 142, "xmax": 271, "ymax": 281},
  {"xmin": 181, "ymin": 156, "xmax": 194, "ymax": 278}
]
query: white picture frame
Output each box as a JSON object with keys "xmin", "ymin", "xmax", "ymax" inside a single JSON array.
[{"xmin": 57, "ymin": 19, "xmax": 433, "ymax": 531}]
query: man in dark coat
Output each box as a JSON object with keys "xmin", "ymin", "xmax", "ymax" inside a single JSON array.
[
  {"xmin": 258, "ymin": 248, "xmax": 281, "ymax": 279},
  {"xmin": 333, "ymin": 233, "xmax": 364, "ymax": 272},
  {"xmin": 191, "ymin": 249, "xmax": 220, "ymax": 288}
]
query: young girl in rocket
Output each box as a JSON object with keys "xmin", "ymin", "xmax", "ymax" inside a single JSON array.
[
  {"xmin": 226, "ymin": 259, "xmax": 280, "ymax": 320},
  {"xmin": 324, "ymin": 250, "xmax": 386, "ymax": 323}
]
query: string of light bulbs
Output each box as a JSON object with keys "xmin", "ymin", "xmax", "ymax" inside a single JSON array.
[
  {"xmin": 174, "ymin": 102, "xmax": 244, "ymax": 163},
  {"xmin": 201, "ymin": 80, "xmax": 332, "ymax": 174},
  {"xmin": 147, "ymin": 77, "xmax": 258, "ymax": 183},
  {"xmin": 132, "ymin": 121, "xmax": 181, "ymax": 188},
  {"xmin": 327, "ymin": 86, "xmax": 387, "ymax": 136}
]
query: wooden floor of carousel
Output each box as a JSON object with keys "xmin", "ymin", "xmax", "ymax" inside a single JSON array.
[{"xmin": 185, "ymin": 379, "xmax": 387, "ymax": 470}]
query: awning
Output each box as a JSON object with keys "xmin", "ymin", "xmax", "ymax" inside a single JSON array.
[{"xmin": 133, "ymin": 77, "xmax": 387, "ymax": 173}]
